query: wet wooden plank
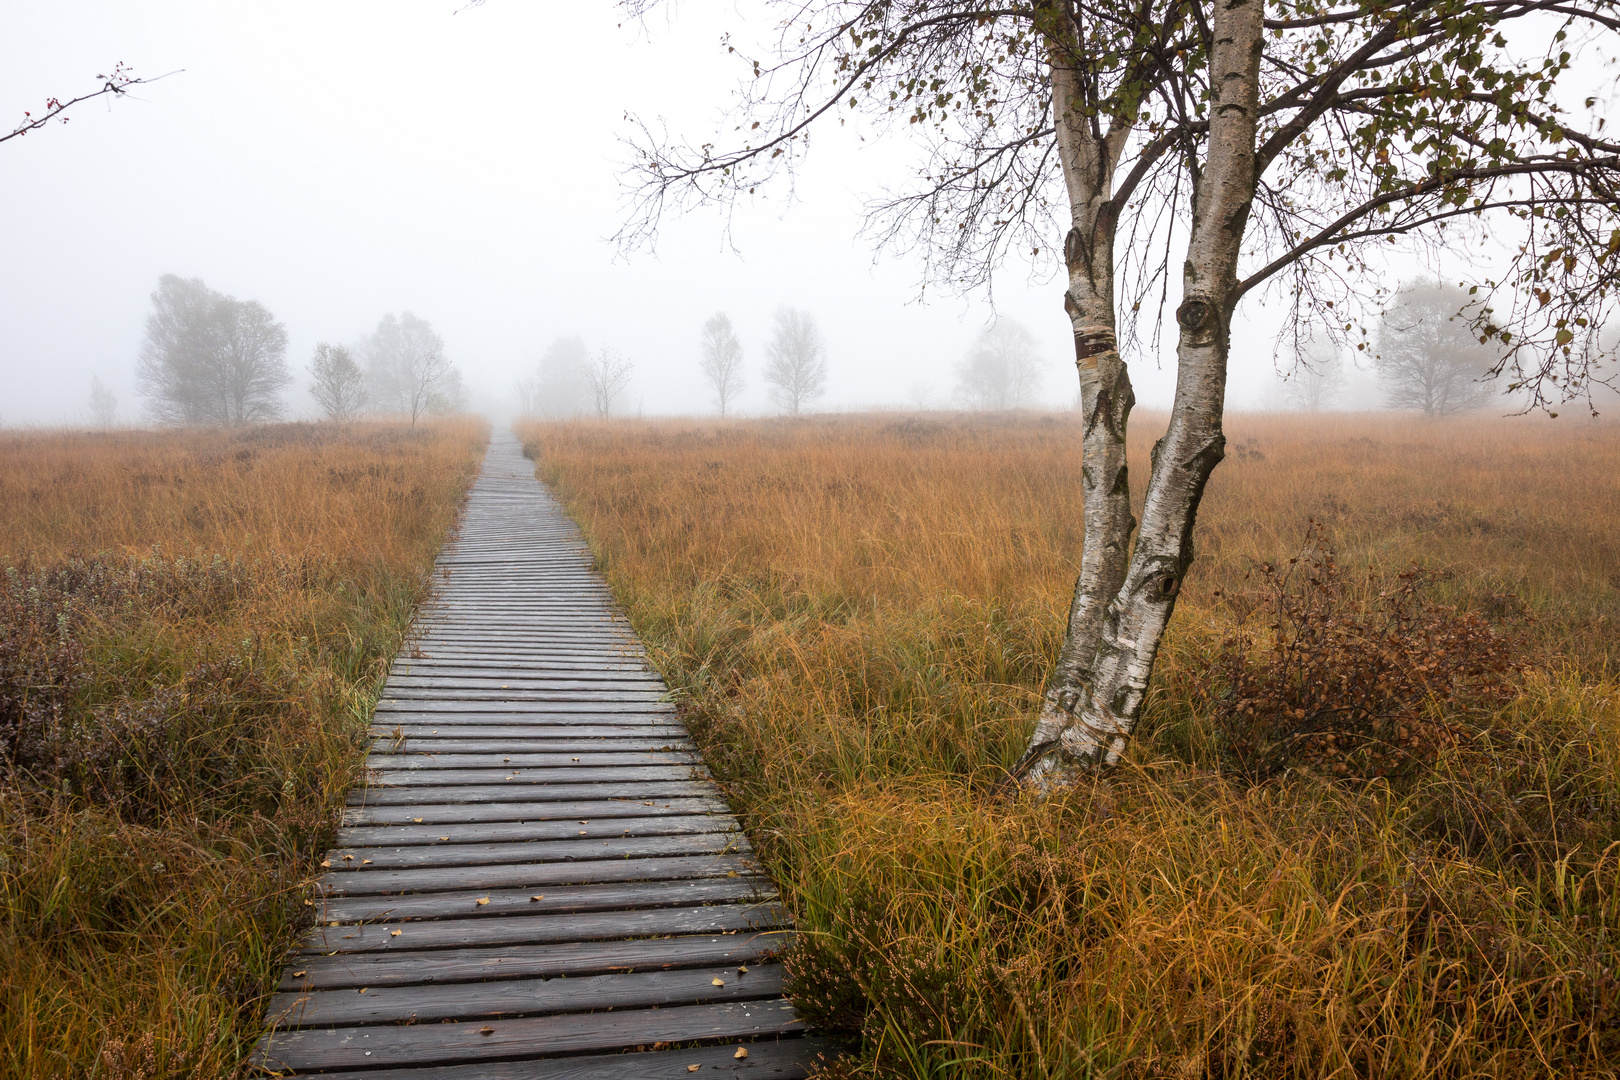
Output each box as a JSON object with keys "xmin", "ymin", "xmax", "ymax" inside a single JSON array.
[
  {"xmin": 298, "ymin": 902, "xmax": 788, "ymax": 953},
  {"xmin": 316, "ymin": 875, "xmax": 773, "ymax": 924},
  {"xmin": 317, "ymin": 852, "xmax": 761, "ymax": 898},
  {"xmin": 266, "ymin": 962, "xmax": 787, "ymax": 1028},
  {"xmin": 253, "ymin": 999, "xmax": 806, "ymax": 1073},
  {"xmin": 363, "ymin": 751, "xmax": 701, "ymax": 771},
  {"xmin": 301, "ymin": 1037, "xmax": 840, "ymax": 1080},
  {"xmin": 334, "ymin": 813, "xmax": 733, "ymax": 849},
  {"xmin": 347, "ymin": 780, "xmax": 717, "ymax": 806},
  {"xmin": 323, "ymin": 832, "xmax": 749, "ymax": 872},
  {"xmin": 340, "ymin": 797, "xmax": 727, "ymax": 827},
  {"xmin": 280, "ymin": 931, "xmax": 788, "ymax": 991}
]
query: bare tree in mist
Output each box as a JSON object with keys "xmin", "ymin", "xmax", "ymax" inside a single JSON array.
[
  {"xmin": 1280, "ymin": 340, "xmax": 1344, "ymax": 414},
  {"xmin": 762, "ymin": 308, "xmax": 827, "ymax": 416},
  {"xmin": 955, "ymin": 320, "xmax": 1044, "ymax": 411},
  {"xmin": 88, "ymin": 376, "xmax": 117, "ymax": 429},
  {"xmin": 699, "ymin": 313, "xmax": 746, "ymax": 416},
  {"xmin": 136, "ymin": 274, "xmax": 290, "ymax": 427},
  {"xmin": 360, "ymin": 313, "xmax": 458, "ymax": 427},
  {"xmin": 585, "ymin": 348, "xmax": 634, "ymax": 418},
  {"xmin": 308, "ymin": 343, "xmax": 367, "ymax": 422},
  {"xmin": 622, "ymin": 0, "xmax": 1620, "ymax": 785},
  {"xmin": 512, "ymin": 374, "xmax": 543, "ymax": 419},
  {"xmin": 1375, "ymin": 282, "xmax": 1497, "ymax": 419},
  {"xmin": 537, "ymin": 337, "xmax": 592, "ymax": 417}
]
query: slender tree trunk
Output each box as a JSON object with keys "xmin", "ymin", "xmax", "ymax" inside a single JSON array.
[{"xmin": 1016, "ymin": 0, "xmax": 1263, "ymax": 782}]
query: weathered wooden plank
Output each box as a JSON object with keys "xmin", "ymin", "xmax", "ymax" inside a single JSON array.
[
  {"xmin": 325, "ymin": 831, "xmax": 747, "ymax": 872},
  {"xmin": 375, "ymin": 701, "xmax": 676, "ymax": 715},
  {"xmin": 364, "ymin": 766, "xmax": 706, "ymax": 788},
  {"xmin": 317, "ymin": 875, "xmax": 771, "ymax": 924},
  {"xmin": 266, "ymin": 962, "xmax": 786, "ymax": 1029},
  {"xmin": 253, "ymin": 998, "xmax": 806, "ymax": 1073},
  {"xmin": 280, "ymin": 931, "xmax": 788, "ymax": 991},
  {"xmin": 364, "ymin": 751, "xmax": 699, "ymax": 771},
  {"xmin": 346, "ymin": 780, "xmax": 717, "ymax": 806},
  {"xmin": 318, "ymin": 852, "xmax": 761, "ymax": 898},
  {"xmin": 334, "ymin": 813, "xmax": 732, "ymax": 849},
  {"xmin": 290, "ymin": 1035, "xmax": 838, "ymax": 1080},
  {"xmin": 368, "ymin": 739, "xmax": 695, "ymax": 756},
  {"xmin": 340, "ymin": 798, "xmax": 726, "ymax": 827},
  {"xmin": 385, "ymin": 677, "xmax": 663, "ymax": 693},
  {"xmin": 368, "ymin": 724, "xmax": 681, "ymax": 739},
  {"xmin": 298, "ymin": 902, "xmax": 788, "ymax": 954}
]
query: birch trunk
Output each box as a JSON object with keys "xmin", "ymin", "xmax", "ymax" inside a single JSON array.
[{"xmin": 1017, "ymin": 0, "xmax": 1264, "ymax": 782}]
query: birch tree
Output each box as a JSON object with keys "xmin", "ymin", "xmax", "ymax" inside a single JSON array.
[
  {"xmin": 621, "ymin": 0, "xmax": 1620, "ymax": 783},
  {"xmin": 308, "ymin": 343, "xmax": 367, "ymax": 422},
  {"xmin": 585, "ymin": 348, "xmax": 635, "ymax": 417},
  {"xmin": 699, "ymin": 313, "xmax": 747, "ymax": 416},
  {"xmin": 763, "ymin": 307, "xmax": 828, "ymax": 415}
]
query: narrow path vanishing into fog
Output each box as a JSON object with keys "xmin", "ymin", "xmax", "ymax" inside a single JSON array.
[{"xmin": 253, "ymin": 431, "xmax": 835, "ymax": 1078}]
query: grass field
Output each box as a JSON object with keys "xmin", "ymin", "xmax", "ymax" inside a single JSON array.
[
  {"xmin": 518, "ymin": 411, "xmax": 1620, "ymax": 1079},
  {"xmin": 0, "ymin": 419, "xmax": 486, "ymax": 1078}
]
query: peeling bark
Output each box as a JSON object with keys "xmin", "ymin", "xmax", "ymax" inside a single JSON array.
[{"xmin": 1017, "ymin": 0, "xmax": 1264, "ymax": 784}]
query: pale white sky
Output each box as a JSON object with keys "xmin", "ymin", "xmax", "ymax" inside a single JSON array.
[{"xmin": 0, "ymin": 2, "xmax": 1463, "ymax": 424}]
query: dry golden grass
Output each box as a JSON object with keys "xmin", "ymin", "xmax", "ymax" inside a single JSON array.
[
  {"xmin": 519, "ymin": 411, "xmax": 1620, "ymax": 1079},
  {"xmin": 0, "ymin": 419, "xmax": 486, "ymax": 1079}
]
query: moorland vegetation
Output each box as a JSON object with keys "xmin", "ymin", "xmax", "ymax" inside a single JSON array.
[
  {"xmin": 0, "ymin": 419, "xmax": 485, "ymax": 1078},
  {"xmin": 520, "ymin": 411, "xmax": 1620, "ymax": 1079}
]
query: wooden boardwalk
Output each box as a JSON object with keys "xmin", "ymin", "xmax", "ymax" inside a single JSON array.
[{"xmin": 254, "ymin": 432, "xmax": 834, "ymax": 1078}]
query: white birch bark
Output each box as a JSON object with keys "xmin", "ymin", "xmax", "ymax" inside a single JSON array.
[{"xmin": 1018, "ymin": 0, "xmax": 1263, "ymax": 782}]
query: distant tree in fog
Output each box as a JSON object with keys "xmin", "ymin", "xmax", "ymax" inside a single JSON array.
[
  {"xmin": 308, "ymin": 343, "xmax": 366, "ymax": 422},
  {"xmin": 698, "ymin": 313, "xmax": 746, "ymax": 416},
  {"xmin": 359, "ymin": 312, "xmax": 459, "ymax": 427},
  {"xmin": 537, "ymin": 337, "xmax": 592, "ymax": 416},
  {"xmin": 88, "ymin": 375, "xmax": 117, "ymax": 428},
  {"xmin": 955, "ymin": 320, "xmax": 1043, "ymax": 410},
  {"xmin": 585, "ymin": 348, "xmax": 634, "ymax": 418},
  {"xmin": 762, "ymin": 307, "xmax": 827, "ymax": 416},
  {"xmin": 512, "ymin": 374, "xmax": 542, "ymax": 418},
  {"xmin": 136, "ymin": 274, "xmax": 290, "ymax": 426},
  {"xmin": 1280, "ymin": 339, "xmax": 1344, "ymax": 413},
  {"xmin": 1375, "ymin": 282, "xmax": 1497, "ymax": 418}
]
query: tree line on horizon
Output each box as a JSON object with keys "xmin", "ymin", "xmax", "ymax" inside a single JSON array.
[{"xmin": 90, "ymin": 274, "xmax": 467, "ymax": 429}]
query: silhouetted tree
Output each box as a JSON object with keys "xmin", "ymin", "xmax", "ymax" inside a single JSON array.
[
  {"xmin": 1375, "ymin": 282, "xmax": 1497, "ymax": 418},
  {"xmin": 699, "ymin": 313, "xmax": 747, "ymax": 416},
  {"xmin": 308, "ymin": 343, "xmax": 366, "ymax": 422},
  {"xmin": 135, "ymin": 274, "xmax": 290, "ymax": 426},
  {"xmin": 359, "ymin": 312, "xmax": 457, "ymax": 427},
  {"xmin": 512, "ymin": 374, "xmax": 542, "ymax": 418},
  {"xmin": 1280, "ymin": 340, "xmax": 1345, "ymax": 414},
  {"xmin": 88, "ymin": 375, "xmax": 117, "ymax": 429},
  {"xmin": 537, "ymin": 337, "xmax": 592, "ymax": 417},
  {"xmin": 585, "ymin": 348, "xmax": 635, "ymax": 418},
  {"xmin": 956, "ymin": 320, "xmax": 1044, "ymax": 410},
  {"xmin": 762, "ymin": 308, "xmax": 827, "ymax": 415}
]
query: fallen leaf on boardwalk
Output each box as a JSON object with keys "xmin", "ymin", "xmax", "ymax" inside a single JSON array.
[
  {"xmin": 479, "ymin": 1026, "xmax": 494, "ymax": 1036},
  {"xmin": 329, "ymin": 921, "xmax": 341, "ymax": 927},
  {"xmin": 439, "ymin": 836, "xmax": 449, "ymax": 841},
  {"xmin": 358, "ymin": 988, "xmax": 367, "ymax": 994},
  {"xmin": 413, "ymin": 817, "xmax": 423, "ymax": 823},
  {"xmin": 579, "ymin": 830, "xmax": 587, "ymax": 835},
  {"xmin": 687, "ymin": 1066, "xmax": 700, "ymax": 1074},
  {"xmin": 342, "ymin": 854, "xmax": 354, "ymax": 861},
  {"xmin": 320, "ymin": 860, "xmax": 331, "ymax": 868},
  {"xmin": 726, "ymin": 871, "xmax": 738, "ymax": 877},
  {"xmin": 572, "ymin": 757, "xmax": 580, "ymax": 761},
  {"xmin": 529, "ymin": 895, "xmax": 544, "ymax": 902},
  {"xmin": 292, "ymin": 970, "xmax": 306, "ymax": 978},
  {"xmin": 734, "ymin": 1047, "xmax": 748, "ymax": 1060},
  {"xmin": 390, "ymin": 929, "xmax": 402, "ymax": 937},
  {"xmin": 476, "ymin": 896, "xmax": 490, "ymax": 905},
  {"xmin": 361, "ymin": 859, "xmax": 372, "ymax": 865},
  {"xmin": 712, "ymin": 978, "xmax": 725, "ymax": 986},
  {"xmin": 738, "ymin": 966, "xmax": 748, "ymax": 974}
]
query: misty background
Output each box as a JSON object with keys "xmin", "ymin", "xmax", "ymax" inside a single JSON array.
[{"xmin": 0, "ymin": 1, "xmax": 1532, "ymax": 425}]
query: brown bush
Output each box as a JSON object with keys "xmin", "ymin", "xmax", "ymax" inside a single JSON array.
[{"xmin": 1208, "ymin": 523, "xmax": 1519, "ymax": 782}]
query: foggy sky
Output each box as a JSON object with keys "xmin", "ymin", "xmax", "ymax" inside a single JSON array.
[{"xmin": 0, "ymin": 2, "xmax": 1550, "ymax": 425}]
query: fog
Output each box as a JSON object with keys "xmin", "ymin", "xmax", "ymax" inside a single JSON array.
[{"xmin": 0, "ymin": 2, "xmax": 1584, "ymax": 426}]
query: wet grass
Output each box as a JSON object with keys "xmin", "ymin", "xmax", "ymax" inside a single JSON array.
[
  {"xmin": 0, "ymin": 419, "xmax": 487, "ymax": 1078},
  {"xmin": 519, "ymin": 411, "xmax": 1620, "ymax": 1079}
]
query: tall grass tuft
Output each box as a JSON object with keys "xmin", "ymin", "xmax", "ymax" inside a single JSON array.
[
  {"xmin": 0, "ymin": 419, "xmax": 486, "ymax": 1078},
  {"xmin": 519, "ymin": 412, "xmax": 1620, "ymax": 1078}
]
